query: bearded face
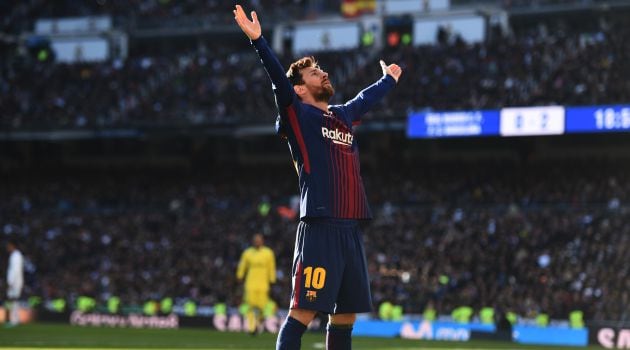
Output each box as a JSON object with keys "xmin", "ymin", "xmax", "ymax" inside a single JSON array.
[
  {"xmin": 299, "ymin": 66, "xmax": 335, "ymax": 102},
  {"xmin": 312, "ymin": 79, "xmax": 335, "ymax": 102}
]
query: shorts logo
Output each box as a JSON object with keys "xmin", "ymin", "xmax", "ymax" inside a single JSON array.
[
  {"xmin": 305, "ymin": 290, "xmax": 317, "ymax": 302},
  {"xmin": 321, "ymin": 127, "xmax": 353, "ymax": 147}
]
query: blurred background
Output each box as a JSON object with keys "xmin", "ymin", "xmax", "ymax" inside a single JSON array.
[{"xmin": 1, "ymin": 0, "xmax": 630, "ymax": 348}]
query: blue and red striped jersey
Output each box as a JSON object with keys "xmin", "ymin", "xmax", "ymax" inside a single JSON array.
[{"xmin": 252, "ymin": 36, "xmax": 396, "ymax": 220}]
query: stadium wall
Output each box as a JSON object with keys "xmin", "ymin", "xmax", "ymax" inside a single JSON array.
[
  {"xmin": 35, "ymin": 309, "xmax": 593, "ymax": 347},
  {"xmin": 590, "ymin": 327, "xmax": 630, "ymax": 349}
]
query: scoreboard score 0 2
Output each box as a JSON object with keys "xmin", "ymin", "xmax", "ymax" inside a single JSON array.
[{"xmin": 499, "ymin": 106, "xmax": 565, "ymax": 137}]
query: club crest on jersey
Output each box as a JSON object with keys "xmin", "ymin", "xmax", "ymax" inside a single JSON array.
[
  {"xmin": 305, "ymin": 290, "xmax": 317, "ymax": 302},
  {"xmin": 321, "ymin": 127, "xmax": 353, "ymax": 147}
]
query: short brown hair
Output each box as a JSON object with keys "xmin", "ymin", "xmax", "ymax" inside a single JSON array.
[{"xmin": 286, "ymin": 56, "xmax": 317, "ymax": 86}]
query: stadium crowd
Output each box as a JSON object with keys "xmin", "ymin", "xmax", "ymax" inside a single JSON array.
[
  {"xmin": 1, "ymin": 0, "xmax": 322, "ymax": 32},
  {"xmin": 1, "ymin": 0, "xmax": 629, "ymax": 326},
  {"xmin": 0, "ymin": 46, "xmax": 370, "ymax": 129},
  {"xmin": 2, "ymin": 161, "xmax": 629, "ymax": 322},
  {"xmin": 0, "ymin": 0, "xmax": 598, "ymax": 32},
  {"xmin": 2, "ymin": 12, "xmax": 629, "ymax": 129}
]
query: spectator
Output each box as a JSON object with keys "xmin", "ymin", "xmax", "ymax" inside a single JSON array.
[{"xmin": 1, "ymin": 160, "xmax": 628, "ymax": 322}]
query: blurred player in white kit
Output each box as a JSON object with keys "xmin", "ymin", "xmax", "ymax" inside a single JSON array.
[{"xmin": 5, "ymin": 239, "xmax": 24, "ymax": 327}]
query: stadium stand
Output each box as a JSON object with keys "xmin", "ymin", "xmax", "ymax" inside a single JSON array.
[
  {"xmin": 1, "ymin": 159, "xmax": 628, "ymax": 322},
  {"xmin": 1, "ymin": 0, "xmax": 629, "ymax": 328},
  {"xmin": 2, "ymin": 7, "xmax": 629, "ymax": 129}
]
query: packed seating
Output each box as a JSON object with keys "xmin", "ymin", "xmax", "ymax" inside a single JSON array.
[
  {"xmin": 2, "ymin": 160, "xmax": 628, "ymax": 322},
  {"xmin": 2, "ymin": 12, "xmax": 628, "ymax": 129}
]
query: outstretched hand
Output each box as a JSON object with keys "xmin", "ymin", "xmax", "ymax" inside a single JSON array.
[
  {"xmin": 233, "ymin": 4, "xmax": 261, "ymax": 40},
  {"xmin": 380, "ymin": 60, "xmax": 402, "ymax": 83}
]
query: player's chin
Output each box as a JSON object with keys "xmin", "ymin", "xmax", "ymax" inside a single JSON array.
[
  {"xmin": 315, "ymin": 91, "xmax": 333, "ymax": 103},
  {"xmin": 324, "ymin": 84, "xmax": 335, "ymax": 96}
]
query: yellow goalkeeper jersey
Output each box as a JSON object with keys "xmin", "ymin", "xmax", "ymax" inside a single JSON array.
[{"xmin": 236, "ymin": 246, "xmax": 276, "ymax": 291}]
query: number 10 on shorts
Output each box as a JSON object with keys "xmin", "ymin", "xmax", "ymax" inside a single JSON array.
[{"xmin": 303, "ymin": 266, "xmax": 326, "ymax": 289}]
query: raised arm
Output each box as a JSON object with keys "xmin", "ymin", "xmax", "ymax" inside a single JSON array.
[
  {"xmin": 268, "ymin": 250, "xmax": 276, "ymax": 284},
  {"xmin": 343, "ymin": 60, "xmax": 402, "ymax": 122},
  {"xmin": 236, "ymin": 250, "xmax": 248, "ymax": 282},
  {"xmin": 233, "ymin": 4, "xmax": 294, "ymax": 108}
]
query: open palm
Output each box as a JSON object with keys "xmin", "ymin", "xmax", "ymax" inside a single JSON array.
[{"xmin": 233, "ymin": 4, "xmax": 261, "ymax": 40}]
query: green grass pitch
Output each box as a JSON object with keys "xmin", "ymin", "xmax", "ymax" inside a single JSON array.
[{"xmin": 0, "ymin": 323, "xmax": 600, "ymax": 350}]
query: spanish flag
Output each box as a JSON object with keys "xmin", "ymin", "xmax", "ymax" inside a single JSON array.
[{"xmin": 341, "ymin": 0, "xmax": 377, "ymax": 18}]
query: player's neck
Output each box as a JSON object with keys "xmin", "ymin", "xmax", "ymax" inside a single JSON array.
[{"xmin": 302, "ymin": 98, "xmax": 330, "ymax": 114}]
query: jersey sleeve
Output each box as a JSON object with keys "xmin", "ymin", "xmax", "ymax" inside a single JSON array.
[
  {"xmin": 236, "ymin": 250, "xmax": 249, "ymax": 281},
  {"xmin": 342, "ymin": 74, "xmax": 396, "ymax": 124},
  {"xmin": 252, "ymin": 36, "xmax": 296, "ymax": 109},
  {"xmin": 268, "ymin": 249, "xmax": 276, "ymax": 284},
  {"xmin": 251, "ymin": 36, "xmax": 300, "ymax": 138}
]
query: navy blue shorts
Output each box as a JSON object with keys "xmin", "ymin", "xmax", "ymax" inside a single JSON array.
[{"xmin": 289, "ymin": 218, "xmax": 372, "ymax": 314}]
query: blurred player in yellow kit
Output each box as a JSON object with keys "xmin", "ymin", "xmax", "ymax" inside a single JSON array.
[{"xmin": 237, "ymin": 233, "xmax": 276, "ymax": 334}]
